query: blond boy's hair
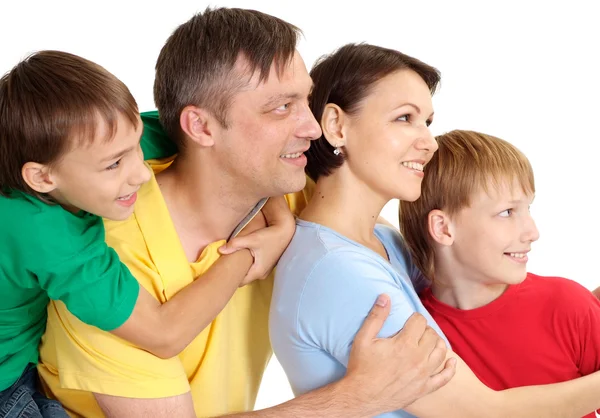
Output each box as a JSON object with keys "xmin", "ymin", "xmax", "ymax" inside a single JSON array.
[{"xmin": 399, "ymin": 130, "xmax": 534, "ymax": 281}]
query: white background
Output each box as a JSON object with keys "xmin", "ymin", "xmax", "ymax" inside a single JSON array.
[{"xmin": 2, "ymin": 0, "xmax": 599, "ymax": 410}]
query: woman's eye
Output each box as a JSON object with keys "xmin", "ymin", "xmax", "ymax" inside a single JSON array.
[{"xmin": 397, "ymin": 114, "xmax": 409, "ymax": 122}]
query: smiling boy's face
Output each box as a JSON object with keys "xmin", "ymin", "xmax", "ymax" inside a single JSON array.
[
  {"xmin": 47, "ymin": 112, "xmax": 151, "ymax": 221},
  {"xmin": 445, "ymin": 178, "xmax": 540, "ymax": 286}
]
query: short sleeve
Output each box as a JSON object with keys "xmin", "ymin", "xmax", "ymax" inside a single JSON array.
[
  {"xmin": 32, "ymin": 211, "xmax": 139, "ymax": 331},
  {"xmin": 298, "ymin": 250, "xmax": 432, "ymax": 363},
  {"xmin": 40, "ymin": 219, "xmax": 190, "ymax": 398},
  {"xmin": 277, "ymin": 249, "xmax": 444, "ymax": 396}
]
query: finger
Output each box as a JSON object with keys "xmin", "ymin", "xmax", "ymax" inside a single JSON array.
[
  {"xmin": 222, "ymin": 234, "xmax": 260, "ymax": 253},
  {"xmin": 417, "ymin": 326, "xmax": 439, "ymax": 349},
  {"xmin": 424, "ymin": 358, "xmax": 457, "ymax": 394},
  {"xmin": 394, "ymin": 313, "xmax": 427, "ymax": 343},
  {"xmin": 261, "ymin": 196, "xmax": 293, "ymax": 225},
  {"xmin": 218, "ymin": 245, "xmax": 243, "ymax": 255},
  {"xmin": 354, "ymin": 294, "xmax": 391, "ymax": 344},
  {"xmin": 427, "ymin": 337, "xmax": 447, "ymax": 368}
]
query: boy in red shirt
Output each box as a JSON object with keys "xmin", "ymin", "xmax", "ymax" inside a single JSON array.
[{"xmin": 400, "ymin": 130, "xmax": 600, "ymax": 418}]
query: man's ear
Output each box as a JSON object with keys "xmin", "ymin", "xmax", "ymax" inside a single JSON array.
[
  {"xmin": 428, "ymin": 209, "xmax": 454, "ymax": 246},
  {"xmin": 21, "ymin": 162, "xmax": 57, "ymax": 194},
  {"xmin": 321, "ymin": 103, "xmax": 347, "ymax": 149},
  {"xmin": 180, "ymin": 105, "xmax": 218, "ymax": 147}
]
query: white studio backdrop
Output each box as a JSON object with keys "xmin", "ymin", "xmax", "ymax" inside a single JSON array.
[{"xmin": 2, "ymin": 0, "xmax": 599, "ymax": 410}]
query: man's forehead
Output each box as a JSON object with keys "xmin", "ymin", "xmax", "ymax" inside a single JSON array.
[{"xmin": 234, "ymin": 50, "xmax": 309, "ymax": 91}]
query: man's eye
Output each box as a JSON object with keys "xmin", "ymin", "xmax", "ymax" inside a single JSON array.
[{"xmin": 275, "ymin": 103, "xmax": 290, "ymax": 112}]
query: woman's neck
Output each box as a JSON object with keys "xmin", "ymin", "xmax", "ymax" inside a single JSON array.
[{"xmin": 300, "ymin": 168, "xmax": 389, "ymax": 252}]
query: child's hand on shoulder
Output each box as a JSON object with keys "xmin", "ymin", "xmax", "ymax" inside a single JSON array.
[{"xmin": 219, "ymin": 196, "xmax": 295, "ymax": 286}]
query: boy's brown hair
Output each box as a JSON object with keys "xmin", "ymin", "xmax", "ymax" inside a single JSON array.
[
  {"xmin": 399, "ymin": 130, "xmax": 535, "ymax": 281},
  {"xmin": 153, "ymin": 7, "xmax": 301, "ymax": 148},
  {"xmin": 0, "ymin": 50, "xmax": 139, "ymax": 202}
]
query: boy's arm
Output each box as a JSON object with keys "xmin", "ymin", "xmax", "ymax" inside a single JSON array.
[
  {"xmin": 111, "ymin": 197, "xmax": 294, "ymax": 359},
  {"xmin": 110, "ymin": 249, "xmax": 253, "ymax": 359}
]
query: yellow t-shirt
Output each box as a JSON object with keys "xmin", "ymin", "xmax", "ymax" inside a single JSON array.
[{"xmin": 38, "ymin": 160, "xmax": 313, "ymax": 417}]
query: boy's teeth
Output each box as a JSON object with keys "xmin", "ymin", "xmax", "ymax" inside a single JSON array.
[
  {"xmin": 281, "ymin": 152, "xmax": 302, "ymax": 159},
  {"xmin": 118, "ymin": 193, "xmax": 132, "ymax": 201},
  {"xmin": 402, "ymin": 161, "xmax": 424, "ymax": 171}
]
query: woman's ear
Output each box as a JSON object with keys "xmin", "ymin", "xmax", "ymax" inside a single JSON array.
[
  {"xmin": 21, "ymin": 162, "xmax": 57, "ymax": 194},
  {"xmin": 320, "ymin": 103, "xmax": 347, "ymax": 149},
  {"xmin": 428, "ymin": 209, "xmax": 455, "ymax": 246}
]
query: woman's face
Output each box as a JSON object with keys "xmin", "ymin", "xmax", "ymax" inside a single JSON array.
[{"xmin": 343, "ymin": 69, "xmax": 438, "ymax": 202}]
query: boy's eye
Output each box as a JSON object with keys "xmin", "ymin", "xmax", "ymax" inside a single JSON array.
[
  {"xmin": 106, "ymin": 160, "xmax": 121, "ymax": 171},
  {"xmin": 499, "ymin": 209, "xmax": 513, "ymax": 218}
]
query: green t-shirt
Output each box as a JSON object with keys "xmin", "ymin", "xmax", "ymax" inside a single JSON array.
[{"xmin": 0, "ymin": 191, "xmax": 139, "ymax": 391}]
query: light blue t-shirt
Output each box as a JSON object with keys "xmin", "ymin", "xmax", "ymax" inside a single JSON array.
[{"xmin": 270, "ymin": 220, "xmax": 449, "ymax": 418}]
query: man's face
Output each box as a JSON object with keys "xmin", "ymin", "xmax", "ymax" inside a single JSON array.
[
  {"xmin": 213, "ymin": 51, "xmax": 321, "ymax": 199},
  {"xmin": 446, "ymin": 179, "xmax": 539, "ymax": 286},
  {"xmin": 48, "ymin": 113, "xmax": 151, "ymax": 220}
]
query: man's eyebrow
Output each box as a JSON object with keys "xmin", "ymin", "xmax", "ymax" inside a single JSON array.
[
  {"xmin": 262, "ymin": 93, "xmax": 301, "ymax": 109},
  {"xmin": 263, "ymin": 82, "xmax": 314, "ymax": 110}
]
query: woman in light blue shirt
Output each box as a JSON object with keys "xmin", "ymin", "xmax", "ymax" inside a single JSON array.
[{"xmin": 269, "ymin": 43, "xmax": 600, "ymax": 418}]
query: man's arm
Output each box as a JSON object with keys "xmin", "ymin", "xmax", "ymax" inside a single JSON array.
[
  {"xmin": 93, "ymin": 295, "xmax": 455, "ymax": 418},
  {"xmin": 95, "ymin": 393, "xmax": 195, "ymax": 418},
  {"xmin": 111, "ymin": 196, "xmax": 295, "ymax": 359}
]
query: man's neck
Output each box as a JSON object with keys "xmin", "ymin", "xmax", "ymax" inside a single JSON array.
[
  {"xmin": 156, "ymin": 155, "xmax": 261, "ymax": 261},
  {"xmin": 431, "ymin": 260, "xmax": 509, "ymax": 310}
]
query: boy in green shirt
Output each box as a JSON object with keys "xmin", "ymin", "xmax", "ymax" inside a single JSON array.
[{"xmin": 0, "ymin": 50, "xmax": 294, "ymax": 417}]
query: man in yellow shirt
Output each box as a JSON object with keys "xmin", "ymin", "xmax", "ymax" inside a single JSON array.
[{"xmin": 38, "ymin": 7, "xmax": 455, "ymax": 417}]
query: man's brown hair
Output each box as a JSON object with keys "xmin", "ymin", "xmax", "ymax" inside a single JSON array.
[
  {"xmin": 153, "ymin": 7, "xmax": 301, "ymax": 148},
  {"xmin": 306, "ymin": 43, "xmax": 441, "ymax": 182},
  {"xmin": 399, "ymin": 130, "xmax": 535, "ymax": 281},
  {"xmin": 0, "ymin": 50, "xmax": 139, "ymax": 202}
]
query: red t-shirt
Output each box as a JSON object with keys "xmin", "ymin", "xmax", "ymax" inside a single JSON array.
[{"xmin": 421, "ymin": 273, "xmax": 600, "ymax": 418}]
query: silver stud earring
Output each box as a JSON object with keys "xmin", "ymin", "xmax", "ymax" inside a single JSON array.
[{"xmin": 333, "ymin": 147, "xmax": 342, "ymax": 156}]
